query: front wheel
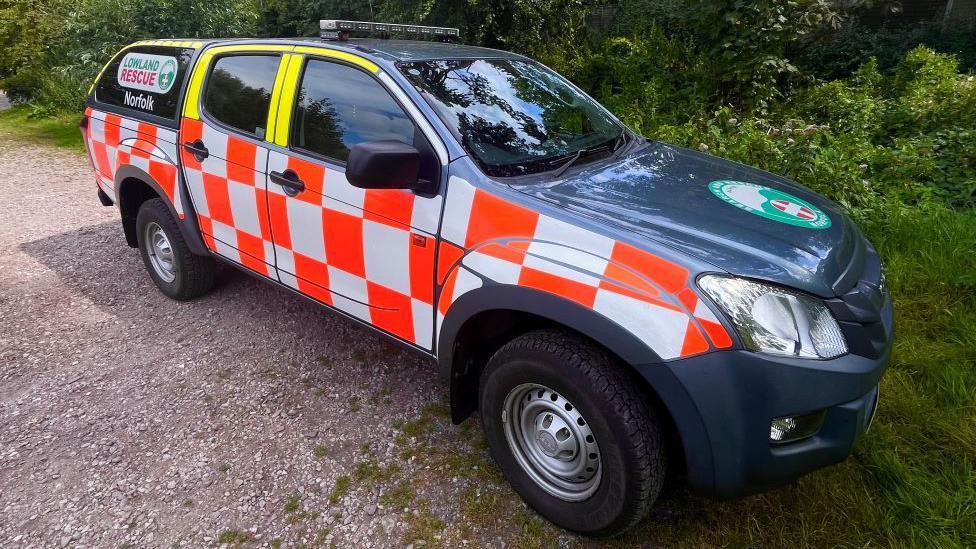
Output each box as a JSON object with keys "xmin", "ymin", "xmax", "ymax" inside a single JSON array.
[
  {"xmin": 135, "ymin": 198, "xmax": 215, "ymax": 300},
  {"xmin": 479, "ymin": 330, "xmax": 666, "ymax": 536}
]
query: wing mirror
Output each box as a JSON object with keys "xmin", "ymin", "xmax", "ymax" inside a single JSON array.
[{"xmin": 346, "ymin": 140, "xmax": 425, "ymax": 191}]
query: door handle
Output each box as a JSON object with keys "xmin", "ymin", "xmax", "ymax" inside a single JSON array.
[
  {"xmin": 182, "ymin": 139, "xmax": 209, "ymax": 161},
  {"xmin": 270, "ymin": 169, "xmax": 306, "ymax": 196}
]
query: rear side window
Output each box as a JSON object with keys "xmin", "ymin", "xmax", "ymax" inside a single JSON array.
[
  {"xmin": 94, "ymin": 46, "xmax": 193, "ymax": 120},
  {"xmin": 203, "ymin": 55, "xmax": 280, "ymax": 139},
  {"xmin": 292, "ymin": 59, "xmax": 415, "ymax": 162}
]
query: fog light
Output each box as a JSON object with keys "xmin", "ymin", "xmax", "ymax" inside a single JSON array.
[{"xmin": 769, "ymin": 410, "xmax": 825, "ymax": 444}]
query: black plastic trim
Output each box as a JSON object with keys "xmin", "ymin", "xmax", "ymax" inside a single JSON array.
[
  {"xmin": 114, "ymin": 164, "xmax": 208, "ymax": 255},
  {"xmin": 437, "ymin": 282, "xmax": 664, "ymax": 378},
  {"xmin": 437, "ymin": 281, "xmax": 664, "ymax": 423},
  {"xmin": 97, "ymin": 188, "xmax": 114, "ymax": 206}
]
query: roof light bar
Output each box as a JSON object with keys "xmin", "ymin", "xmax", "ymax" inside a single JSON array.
[{"xmin": 320, "ymin": 20, "xmax": 460, "ymax": 41}]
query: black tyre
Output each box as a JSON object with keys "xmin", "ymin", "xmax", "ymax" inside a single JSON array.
[
  {"xmin": 135, "ymin": 198, "xmax": 215, "ymax": 300},
  {"xmin": 479, "ymin": 330, "xmax": 665, "ymax": 536}
]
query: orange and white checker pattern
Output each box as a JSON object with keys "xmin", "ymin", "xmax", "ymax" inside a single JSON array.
[
  {"xmin": 178, "ymin": 116, "xmax": 442, "ymax": 350},
  {"xmin": 264, "ymin": 150, "xmax": 441, "ymax": 350},
  {"xmin": 179, "ymin": 117, "xmax": 276, "ymax": 276},
  {"xmin": 435, "ymin": 177, "xmax": 734, "ymax": 360},
  {"xmin": 87, "ymin": 111, "xmax": 730, "ymax": 359},
  {"xmin": 84, "ymin": 108, "xmax": 183, "ymax": 217}
]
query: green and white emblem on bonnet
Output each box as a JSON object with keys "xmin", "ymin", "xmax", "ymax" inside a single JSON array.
[{"xmin": 708, "ymin": 180, "xmax": 832, "ymax": 229}]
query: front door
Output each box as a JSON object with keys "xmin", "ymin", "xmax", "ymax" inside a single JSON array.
[
  {"xmin": 180, "ymin": 49, "xmax": 288, "ymax": 278},
  {"xmin": 267, "ymin": 54, "xmax": 442, "ymax": 349}
]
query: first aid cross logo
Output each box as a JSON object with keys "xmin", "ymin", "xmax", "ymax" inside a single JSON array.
[{"xmin": 708, "ymin": 180, "xmax": 832, "ymax": 229}]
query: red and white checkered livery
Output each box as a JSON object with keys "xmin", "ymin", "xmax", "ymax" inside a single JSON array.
[
  {"xmin": 179, "ymin": 117, "xmax": 442, "ymax": 350},
  {"xmin": 263, "ymin": 149, "xmax": 441, "ymax": 350},
  {"xmin": 179, "ymin": 117, "xmax": 275, "ymax": 276},
  {"xmin": 84, "ymin": 107, "xmax": 183, "ymax": 218},
  {"xmin": 435, "ymin": 177, "xmax": 733, "ymax": 360}
]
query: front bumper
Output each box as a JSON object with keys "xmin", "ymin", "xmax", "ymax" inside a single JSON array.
[{"xmin": 635, "ymin": 293, "xmax": 892, "ymax": 499}]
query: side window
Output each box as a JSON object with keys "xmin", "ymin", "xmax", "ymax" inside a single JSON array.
[
  {"xmin": 94, "ymin": 46, "xmax": 193, "ymax": 120},
  {"xmin": 203, "ymin": 55, "xmax": 280, "ymax": 139},
  {"xmin": 293, "ymin": 59, "xmax": 415, "ymax": 162}
]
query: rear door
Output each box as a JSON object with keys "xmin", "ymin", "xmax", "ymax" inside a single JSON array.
[
  {"xmin": 266, "ymin": 50, "xmax": 444, "ymax": 350},
  {"xmin": 179, "ymin": 45, "xmax": 292, "ymax": 277}
]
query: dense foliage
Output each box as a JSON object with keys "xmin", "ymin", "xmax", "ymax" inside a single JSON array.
[
  {"xmin": 2, "ymin": 0, "xmax": 973, "ymax": 207},
  {"xmin": 575, "ymin": 37, "xmax": 976, "ymax": 208},
  {"xmin": 0, "ymin": 0, "xmax": 256, "ymax": 113}
]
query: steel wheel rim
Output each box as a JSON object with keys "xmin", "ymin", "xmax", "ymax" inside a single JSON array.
[
  {"xmin": 145, "ymin": 222, "xmax": 176, "ymax": 283},
  {"xmin": 502, "ymin": 383, "xmax": 601, "ymax": 501}
]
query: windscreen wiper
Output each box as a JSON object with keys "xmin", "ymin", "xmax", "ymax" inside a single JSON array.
[
  {"xmin": 611, "ymin": 131, "xmax": 629, "ymax": 157},
  {"xmin": 549, "ymin": 135, "xmax": 623, "ymax": 178},
  {"xmin": 550, "ymin": 149, "xmax": 586, "ymax": 178}
]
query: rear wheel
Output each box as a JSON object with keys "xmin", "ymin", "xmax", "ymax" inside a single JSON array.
[
  {"xmin": 136, "ymin": 198, "xmax": 215, "ymax": 300},
  {"xmin": 479, "ymin": 330, "xmax": 666, "ymax": 536}
]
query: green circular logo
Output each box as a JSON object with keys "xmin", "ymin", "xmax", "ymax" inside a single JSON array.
[
  {"xmin": 157, "ymin": 59, "xmax": 177, "ymax": 93},
  {"xmin": 708, "ymin": 180, "xmax": 831, "ymax": 229}
]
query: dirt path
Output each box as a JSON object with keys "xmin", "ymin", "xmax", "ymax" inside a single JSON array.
[{"xmin": 0, "ymin": 137, "xmax": 585, "ymax": 547}]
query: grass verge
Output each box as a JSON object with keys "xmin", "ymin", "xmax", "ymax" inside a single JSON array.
[{"xmin": 0, "ymin": 105, "xmax": 84, "ymax": 150}]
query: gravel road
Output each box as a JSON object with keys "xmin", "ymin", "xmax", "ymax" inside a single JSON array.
[{"xmin": 0, "ymin": 136, "xmax": 590, "ymax": 547}]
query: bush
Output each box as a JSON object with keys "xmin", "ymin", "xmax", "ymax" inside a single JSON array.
[
  {"xmin": 0, "ymin": 0, "xmax": 258, "ymax": 113},
  {"xmin": 573, "ymin": 37, "xmax": 975, "ymax": 209},
  {"xmin": 568, "ymin": 31, "xmax": 713, "ymax": 133},
  {"xmin": 795, "ymin": 21, "xmax": 976, "ymax": 81}
]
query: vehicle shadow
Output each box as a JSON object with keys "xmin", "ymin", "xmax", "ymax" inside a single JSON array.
[{"xmin": 17, "ymin": 220, "xmax": 431, "ymax": 379}]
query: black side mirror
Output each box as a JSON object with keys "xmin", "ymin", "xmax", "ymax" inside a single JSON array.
[{"xmin": 346, "ymin": 140, "xmax": 422, "ymax": 190}]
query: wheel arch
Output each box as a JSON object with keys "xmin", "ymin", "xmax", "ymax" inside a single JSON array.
[
  {"xmin": 114, "ymin": 164, "xmax": 208, "ymax": 255},
  {"xmin": 438, "ymin": 283, "xmax": 690, "ymax": 478}
]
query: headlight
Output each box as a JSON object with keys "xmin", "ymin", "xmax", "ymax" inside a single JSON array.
[{"xmin": 698, "ymin": 275, "xmax": 847, "ymax": 359}]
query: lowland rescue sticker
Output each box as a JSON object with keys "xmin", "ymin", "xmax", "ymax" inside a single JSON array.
[{"xmin": 116, "ymin": 52, "xmax": 178, "ymax": 95}]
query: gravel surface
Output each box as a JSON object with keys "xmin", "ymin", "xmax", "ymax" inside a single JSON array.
[{"xmin": 0, "ymin": 138, "xmax": 586, "ymax": 547}]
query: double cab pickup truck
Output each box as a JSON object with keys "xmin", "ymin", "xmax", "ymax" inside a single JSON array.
[{"xmin": 82, "ymin": 21, "xmax": 891, "ymax": 535}]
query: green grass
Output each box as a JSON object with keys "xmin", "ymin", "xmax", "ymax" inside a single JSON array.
[
  {"xmin": 328, "ymin": 476, "xmax": 351, "ymax": 505},
  {"xmin": 380, "ymin": 479, "xmax": 417, "ymax": 510},
  {"xmin": 283, "ymin": 493, "xmax": 301, "ymax": 514},
  {"xmin": 0, "ymin": 105, "xmax": 83, "ymax": 150},
  {"xmin": 401, "ymin": 504, "xmax": 446, "ymax": 545},
  {"xmin": 353, "ymin": 458, "xmax": 401, "ymax": 487},
  {"xmin": 215, "ymin": 529, "xmax": 253, "ymax": 547}
]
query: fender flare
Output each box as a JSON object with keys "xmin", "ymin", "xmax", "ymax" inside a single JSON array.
[
  {"xmin": 437, "ymin": 282, "xmax": 715, "ymax": 490},
  {"xmin": 114, "ymin": 164, "xmax": 208, "ymax": 256},
  {"xmin": 437, "ymin": 282, "xmax": 664, "ymax": 421}
]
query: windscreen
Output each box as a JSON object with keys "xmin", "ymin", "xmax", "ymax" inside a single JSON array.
[{"xmin": 399, "ymin": 59, "xmax": 621, "ymax": 177}]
